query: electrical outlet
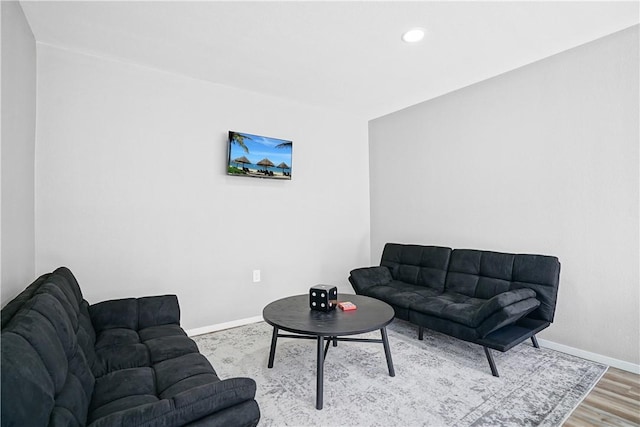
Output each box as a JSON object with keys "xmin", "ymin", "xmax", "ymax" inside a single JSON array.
[{"xmin": 253, "ymin": 270, "xmax": 261, "ymax": 283}]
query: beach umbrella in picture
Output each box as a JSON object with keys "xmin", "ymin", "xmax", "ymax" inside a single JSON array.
[
  {"xmin": 276, "ymin": 162, "xmax": 290, "ymax": 174},
  {"xmin": 233, "ymin": 156, "xmax": 251, "ymax": 169},
  {"xmin": 257, "ymin": 158, "xmax": 275, "ymax": 173}
]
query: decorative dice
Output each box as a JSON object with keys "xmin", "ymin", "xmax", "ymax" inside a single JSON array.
[{"xmin": 309, "ymin": 285, "xmax": 337, "ymax": 312}]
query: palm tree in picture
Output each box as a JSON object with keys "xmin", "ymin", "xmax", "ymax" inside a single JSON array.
[
  {"xmin": 275, "ymin": 141, "xmax": 292, "ymax": 149},
  {"xmin": 230, "ymin": 131, "xmax": 253, "ymax": 153}
]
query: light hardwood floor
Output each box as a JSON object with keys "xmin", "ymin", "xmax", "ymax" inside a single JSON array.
[{"xmin": 564, "ymin": 367, "xmax": 640, "ymax": 427}]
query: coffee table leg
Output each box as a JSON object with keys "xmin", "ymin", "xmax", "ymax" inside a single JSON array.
[
  {"xmin": 381, "ymin": 327, "xmax": 395, "ymax": 377},
  {"xmin": 268, "ymin": 327, "xmax": 278, "ymax": 368},
  {"xmin": 316, "ymin": 335, "xmax": 324, "ymax": 410}
]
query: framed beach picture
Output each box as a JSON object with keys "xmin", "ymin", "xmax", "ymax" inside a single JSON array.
[{"xmin": 226, "ymin": 131, "xmax": 292, "ymax": 180}]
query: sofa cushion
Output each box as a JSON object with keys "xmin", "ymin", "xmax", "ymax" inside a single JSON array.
[
  {"xmin": 472, "ymin": 288, "xmax": 537, "ymax": 324},
  {"xmin": 349, "ymin": 266, "xmax": 393, "ymax": 292},
  {"xmin": 90, "ymin": 296, "xmax": 182, "ymax": 335},
  {"xmin": 1, "ymin": 332, "xmax": 55, "ymax": 426},
  {"xmin": 30, "ymin": 291, "xmax": 78, "ymax": 357},
  {"xmin": 90, "ymin": 367, "xmax": 157, "ymax": 413},
  {"xmin": 409, "ymin": 287, "xmax": 539, "ymax": 329},
  {"xmin": 91, "ymin": 298, "xmax": 139, "ymax": 332},
  {"xmin": 409, "ymin": 292, "xmax": 487, "ymax": 327},
  {"xmin": 53, "ymin": 266, "xmax": 85, "ymax": 306},
  {"xmin": 380, "ymin": 244, "xmax": 452, "ymax": 291},
  {"xmin": 51, "ymin": 372, "xmax": 93, "ymax": 425},
  {"xmin": 476, "ymin": 298, "xmax": 541, "ymax": 338},
  {"xmin": 155, "ymin": 353, "xmax": 219, "ymax": 397},
  {"xmin": 88, "ymin": 378, "xmax": 258, "ymax": 427},
  {"xmin": 138, "ymin": 295, "xmax": 181, "ymax": 329},
  {"xmin": 145, "ymin": 335, "xmax": 199, "ymax": 364},
  {"xmin": 94, "ymin": 343, "xmax": 151, "ymax": 377},
  {"xmin": 139, "ymin": 324, "xmax": 187, "ymax": 341},
  {"xmin": 95, "ymin": 327, "xmax": 140, "ymax": 349},
  {"xmin": 89, "ymin": 395, "xmax": 162, "ymax": 425},
  {"xmin": 364, "ymin": 281, "xmax": 441, "ymax": 310},
  {"xmin": 445, "ymin": 250, "xmax": 515, "ymax": 298}
]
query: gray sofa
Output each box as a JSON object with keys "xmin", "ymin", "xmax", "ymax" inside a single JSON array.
[
  {"xmin": 349, "ymin": 243, "xmax": 561, "ymax": 377},
  {"xmin": 1, "ymin": 267, "xmax": 260, "ymax": 426}
]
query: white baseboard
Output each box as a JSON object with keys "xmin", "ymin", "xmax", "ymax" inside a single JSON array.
[
  {"xmin": 186, "ymin": 316, "xmax": 640, "ymax": 375},
  {"xmin": 537, "ymin": 338, "xmax": 640, "ymax": 374},
  {"xmin": 186, "ymin": 315, "xmax": 263, "ymax": 337}
]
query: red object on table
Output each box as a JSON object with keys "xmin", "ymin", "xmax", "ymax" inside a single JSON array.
[{"xmin": 338, "ymin": 301, "xmax": 357, "ymax": 311}]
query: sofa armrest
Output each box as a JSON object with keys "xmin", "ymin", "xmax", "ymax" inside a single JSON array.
[
  {"xmin": 88, "ymin": 377, "xmax": 259, "ymax": 427},
  {"xmin": 473, "ymin": 289, "xmax": 536, "ymax": 325},
  {"xmin": 475, "ymin": 290, "xmax": 541, "ymax": 338},
  {"xmin": 90, "ymin": 295, "xmax": 180, "ymax": 333},
  {"xmin": 349, "ymin": 266, "xmax": 393, "ymax": 294}
]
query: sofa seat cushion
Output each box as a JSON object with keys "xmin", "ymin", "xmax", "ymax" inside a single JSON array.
[
  {"xmin": 90, "ymin": 367, "xmax": 157, "ymax": 418},
  {"xmin": 90, "ymin": 395, "xmax": 161, "ymax": 425},
  {"xmin": 88, "ymin": 321, "xmax": 226, "ymax": 425},
  {"xmin": 89, "ymin": 370, "xmax": 170, "ymax": 425},
  {"xmin": 365, "ymin": 281, "xmax": 441, "ymax": 309},
  {"xmin": 155, "ymin": 353, "xmax": 219, "ymax": 398},
  {"xmin": 145, "ymin": 335, "xmax": 199, "ymax": 364},
  {"xmin": 139, "ymin": 324, "xmax": 186, "ymax": 341},
  {"xmin": 410, "ymin": 288, "xmax": 538, "ymax": 329},
  {"xmin": 94, "ymin": 344, "xmax": 151, "ymax": 377},
  {"xmin": 94, "ymin": 328, "xmax": 150, "ymax": 377},
  {"xmin": 95, "ymin": 328, "xmax": 140, "ymax": 349},
  {"xmin": 89, "ymin": 353, "xmax": 223, "ymax": 425},
  {"xmin": 89, "ymin": 377, "xmax": 258, "ymax": 427},
  {"xmin": 410, "ymin": 292, "xmax": 488, "ymax": 327},
  {"xmin": 86, "ymin": 353, "xmax": 261, "ymax": 427}
]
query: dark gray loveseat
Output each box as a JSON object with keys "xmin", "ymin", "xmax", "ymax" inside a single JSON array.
[
  {"xmin": 349, "ymin": 243, "xmax": 560, "ymax": 377},
  {"xmin": 1, "ymin": 267, "xmax": 260, "ymax": 426}
]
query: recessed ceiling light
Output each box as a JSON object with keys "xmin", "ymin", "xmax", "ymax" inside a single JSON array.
[{"xmin": 402, "ymin": 28, "xmax": 425, "ymax": 43}]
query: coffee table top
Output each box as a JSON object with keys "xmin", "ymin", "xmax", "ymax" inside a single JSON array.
[{"xmin": 262, "ymin": 294, "xmax": 394, "ymax": 337}]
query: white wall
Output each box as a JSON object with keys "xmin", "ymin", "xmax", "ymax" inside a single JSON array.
[
  {"xmin": 1, "ymin": 1, "xmax": 37, "ymax": 305},
  {"xmin": 35, "ymin": 45, "xmax": 370, "ymax": 329},
  {"xmin": 369, "ymin": 26, "xmax": 639, "ymax": 365}
]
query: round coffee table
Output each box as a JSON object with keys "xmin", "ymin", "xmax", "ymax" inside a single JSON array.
[{"xmin": 262, "ymin": 293, "xmax": 395, "ymax": 410}]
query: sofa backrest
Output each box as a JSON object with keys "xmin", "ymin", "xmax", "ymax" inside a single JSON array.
[
  {"xmin": 445, "ymin": 249, "xmax": 561, "ymax": 322},
  {"xmin": 380, "ymin": 243, "xmax": 452, "ymax": 292},
  {"xmin": 446, "ymin": 250, "xmax": 515, "ymax": 299},
  {"xmin": 1, "ymin": 267, "xmax": 96, "ymax": 426},
  {"xmin": 1, "ymin": 272, "xmax": 49, "ymax": 328}
]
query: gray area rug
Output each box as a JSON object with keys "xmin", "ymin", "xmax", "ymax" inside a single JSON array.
[{"xmin": 192, "ymin": 320, "xmax": 606, "ymax": 426}]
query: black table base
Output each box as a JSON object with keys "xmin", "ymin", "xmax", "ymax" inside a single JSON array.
[{"xmin": 267, "ymin": 326, "xmax": 395, "ymax": 410}]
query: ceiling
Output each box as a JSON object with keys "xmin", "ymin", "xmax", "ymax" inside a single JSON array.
[{"xmin": 20, "ymin": 1, "xmax": 639, "ymax": 119}]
